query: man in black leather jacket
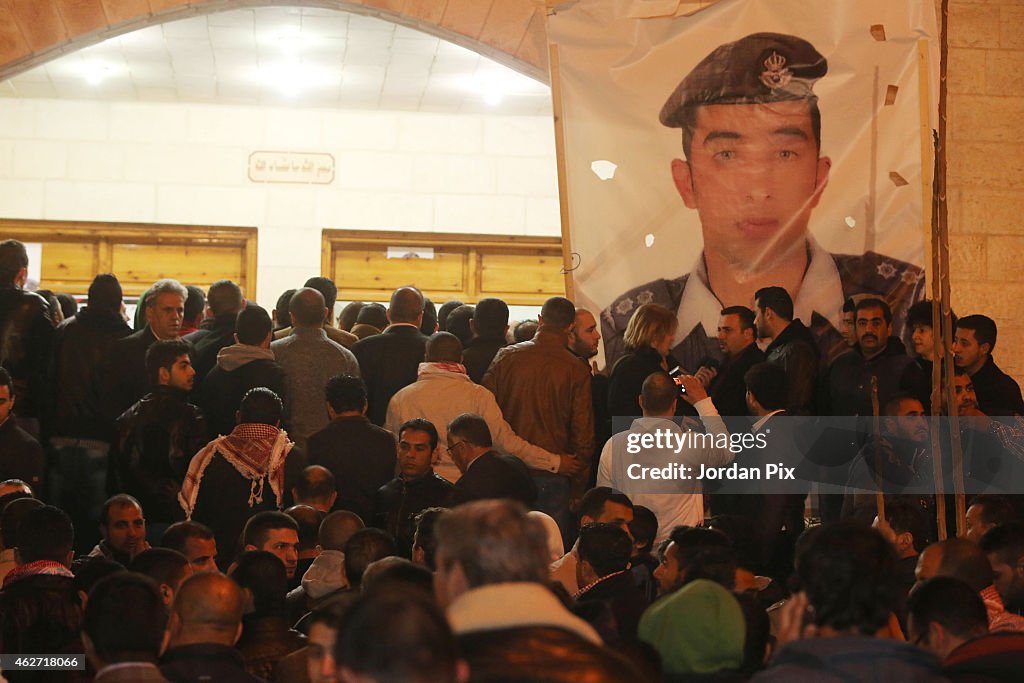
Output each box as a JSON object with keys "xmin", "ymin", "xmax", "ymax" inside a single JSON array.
[{"xmin": 0, "ymin": 239, "xmax": 55, "ymax": 433}]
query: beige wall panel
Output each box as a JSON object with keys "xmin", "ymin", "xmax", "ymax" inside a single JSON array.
[
  {"xmin": 333, "ymin": 248, "xmax": 466, "ymax": 295},
  {"xmin": 111, "ymin": 243, "xmax": 245, "ymax": 295}
]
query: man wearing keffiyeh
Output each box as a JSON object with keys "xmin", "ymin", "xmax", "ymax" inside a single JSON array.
[{"xmin": 180, "ymin": 387, "xmax": 300, "ymax": 569}]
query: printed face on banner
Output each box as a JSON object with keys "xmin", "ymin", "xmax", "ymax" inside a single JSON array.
[{"xmin": 548, "ymin": 0, "xmax": 936, "ymax": 375}]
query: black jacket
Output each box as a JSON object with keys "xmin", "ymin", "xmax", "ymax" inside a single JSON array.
[
  {"xmin": 764, "ymin": 320, "xmax": 819, "ymax": 415},
  {"xmin": 373, "ymin": 472, "xmax": 454, "ymax": 557},
  {"xmin": 824, "ymin": 337, "xmax": 911, "ymax": 417},
  {"xmin": 463, "ymin": 335, "xmax": 507, "ymax": 384},
  {"xmin": 452, "ymin": 451, "xmax": 537, "ymax": 507},
  {"xmin": 51, "ymin": 306, "xmax": 131, "ymax": 439},
  {"xmin": 0, "ymin": 286, "xmax": 55, "ymax": 420},
  {"xmin": 161, "ymin": 643, "xmax": 265, "ymax": 683},
  {"xmin": 970, "ymin": 356, "xmax": 1024, "ymax": 417},
  {"xmin": 184, "ymin": 314, "xmax": 239, "ymax": 386},
  {"xmin": 573, "ymin": 571, "xmax": 650, "ymax": 645},
  {"xmin": 352, "ymin": 325, "xmax": 428, "ymax": 425},
  {"xmin": 96, "ymin": 326, "xmax": 160, "ymax": 424},
  {"xmin": 900, "ymin": 356, "xmax": 934, "ymax": 413},
  {"xmin": 607, "ymin": 346, "xmax": 694, "ymax": 425},
  {"xmin": 198, "ymin": 351, "xmax": 288, "ymax": 437},
  {"xmin": 107, "ymin": 386, "xmax": 208, "ymax": 524},
  {"xmin": 0, "ymin": 417, "xmax": 46, "ymax": 491},
  {"xmin": 307, "ymin": 416, "xmax": 396, "ymax": 523},
  {"xmin": 710, "ymin": 342, "xmax": 765, "ymax": 420}
]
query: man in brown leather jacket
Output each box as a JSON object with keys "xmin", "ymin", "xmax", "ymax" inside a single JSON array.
[
  {"xmin": 483, "ymin": 296, "xmax": 592, "ymax": 543},
  {"xmin": 0, "ymin": 239, "xmax": 55, "ymax": 435}
]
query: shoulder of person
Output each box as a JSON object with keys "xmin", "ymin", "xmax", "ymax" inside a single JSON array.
[
  {"xmin": 601, "ymin": 275, "xmax": 689, "ymax": 334},
  {"xmin": 833, "ymin": 251, "xmax": 925, "ymax": 301}
]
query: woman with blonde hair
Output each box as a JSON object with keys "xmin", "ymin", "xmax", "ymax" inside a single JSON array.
[{"xmin": 607, "ymin": 303, "xmax": 681, "ymax": 420}]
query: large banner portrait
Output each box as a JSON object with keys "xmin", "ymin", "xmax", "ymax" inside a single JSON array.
[{"xmin": 548, "ymin": 0, "xmax": 939, "ymax": 373}]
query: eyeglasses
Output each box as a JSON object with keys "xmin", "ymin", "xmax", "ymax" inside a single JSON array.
[{"xmin": 446, "ymin": 440, "xmax": 468, "ymax": 455}]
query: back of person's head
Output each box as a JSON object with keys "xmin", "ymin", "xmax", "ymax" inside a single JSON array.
[
  {"xmin": 796, "ymin": 521, "xmax": 898, "ymax": 635},
  {"xmin": 87, "ymin": 273, "xmax": 123, "ymax": 314},
  {"xmin": 0, "ymin": 239, "xmax": 28, "ymax": 286},
  {"xmin": 285, "ymin": 505, "xmax": 324, "ymax": 552},
  {"xmin": 1, "ymin": 497, "xmax": 43, "ymax": 550},
  {"xmin": 161, "ymin": 520, "xmax": 214, "ymax": 554},
  {"xmin": 242, "ymin": 510, "xmax": 298, "ymax": 549},
  {"xmin": 907, "ymin": 299, "xmax": 958, "ymax": 330},
  {"xmin": 670, "ymin": 526, "xmax": 737, "ymax": 589},
  {"xmin": 931, "ymin": 538, "xmax": 993, "ymax": 593},
  {"xmin": 304, "ymin": 276, "xmax": 338, "ymax": 316},
  {"xmin": 83, "ymin": 573, "xmax": 167, "ymax": 665},
  {"xmin": 325, "ymin": 374, "xmax": 366, "ymax": 414},
  {"xmin": 640, "ymin": 371, "xmax": 677, "ymax": 415},
  {"xmin": 744, "ymin": 362, "xmax": 788, "ymax": 411},
  {"xmin": 184, "ymin": 285, "xmax": 205, "ymax": 322},
  {"xmin": 539, "ymin": 296, "xmax": 576, "ymax": 330},
  {"xmin": 980, "ymin": 521, "xmax": 1024, "ymax": 569},
  {"xmin": 290, "ymin": 287, "xmax": 327, "ymax": 327},
  {"xmin": 623, "ymin": 303, "xmax": 676, "ymax": 351},
  {"xmin": 886, "ymin": 500, "xmax": 931, "ymax": 553},
  {"xmin": 513, "ymin": 319, "xmax": 538, "ymax": 342},
  {"xmin": 235, "ymin": 305, "xmax": 272, "ymax": 346},
  {"xmin": 425, "ymin": 332, "xmax": 463, "ymax": 363},
  {"xmin": 129, "ymin": 548, "xmax": 190, "ymax": 593},
  {"xmin": 436, "ymin": 300, "xmax": 464, "ymax": 332},
  {"xmin": 145, "ymin": 339, "xmax": 190, "ymax": 386},
  {"xmin": 704, "ymin": 515, "xmax": 762, "ymax": 574},
  {"xmin": 629, "ymin": 506, "xmax": 659, "ymax": 556},
  {"xmin": 434, "ymin": 500, "xmax": 549, "ymax": 588},
  {"xmin": 754, "ymin": 286, "xmax": 794, "ymax": 321},
  {"xmin": 73, "ymin": 558, "xmax": 124, "ymax": 596},
  {"xmin": 578, "ymin": 486, "xmax": 634, "ymax": 523},
  {"xmin": 206, "ymin": 279, "xmax": 244, "ymax": 317},
  {"xmin": 957, "ymin": 314, "xmax": 998, "ymax": 352},
  {"xmin": 970, "ymin": 495, "xmax": 1017, "ymax": 529},
  {"xmin": 412, "ymin": 507, "xmax": 446, "ymax": 570},
  {"xmin": 420, "ymin": 298, "xmax": 437, "ymax": 335},
  {"xmin": 171, "ymin": 572, "xmax": 245, "ymax": 643},
  {"xmin": 357, "ymin": 302, "xmax": 388, "ymax": 329},
  {"xmin": 389, "ymin": 286, "xmax": 425, "ymax": 324},
  {"xmin": 447, "ymin": 413, "xmax": 492, "ymax": 449},
  {"xmin": 578, "ymin": 523, "xmax": 632, "ymax": 578},
  {"xmin": 319, "ymin": 510, "xmax": 366, "ymax": 552},
  {"xmin": 473, "ymin": 298, "xmax": 509, "ymax": 338},
  {"xmin": 335, "ymin": 589, "xmax": 461, "ymax": 683},
  {"xmin": 361, "ymin": 557, "xmax": 435, "ymax": 597},
  {"xmin": 445, "ymin": 305, "xmax": 475, "ymax": 346},
  {"xmin": 16, "ymin": 504, "xmax": 74, "ymax": 565},
  {"xmin": 295, "ymin": 465, "xmax": 337, "ymax": 508},
  {"xmin": 339, "ymin": 301, "xmax": 364, "ymax": 331},
  {"xmin": 274, "ymin": 288, "xmax": 296, "ymax": 329},
  {"xmin": 345, "ymin": 529, "xmax": 397, "ymax": 588},
  {"xmin": 229, "ymin": 550, "xmax": 288, "ymax": 616},
  {"xmin": 238, "ymin": 387, "xmax": 283, "ymax": 426},
  {"xmin": 908, "ymin": 577, "xmax": 988, "ymax": 644}
]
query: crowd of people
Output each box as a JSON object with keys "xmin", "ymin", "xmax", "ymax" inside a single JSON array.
[{"xmin": 1, "ymin": 236, "xmax": 1024, "ymax": 682}]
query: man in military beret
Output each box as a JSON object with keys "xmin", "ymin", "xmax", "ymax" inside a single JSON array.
[{"xmin": 602, "ymin": 32, "xmax": 924, "ymax": 376}]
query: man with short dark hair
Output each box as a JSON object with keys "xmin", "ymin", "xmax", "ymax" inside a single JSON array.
[
  {"xmin": 907, "ymin": 577, "xmax": 989, "ymax": 661},
  {"xmin": 352, "ymin": 286, "xmax": 430, "ymax": 426},
  {"xmin": 184, "ymin": 279, "xmax": 246, "ymax": 385},
  {"xmin": 87, "ymin": 493, "xmax": 151, "ymax": 565},
  {"xmin": 180, "ymin": 285, "xmax": 205, "ymax": 336},
  {"xmin": 436, "ymin": 300, "xmax": 464, "ymax": 332},
  {"xmin": 754, "ymin": 286, "xmax": 819, "ymax": 415},
  {"xmin": 412, "ymin": 506, "xmax": 445, "ymax": 570},
  {"xmin": 274, "ymin": 276, "xmax": 358, "ymax": 349},
  {"xmin": 181, "ymin": 388, "xmax": 301, "ymax": 567},
  {"xmin": 272, "ymin": 288, "xmax": 359, "ymax": 447},
  {"xmin": 446, "ymin": 413, "xmax": 537, "ymax": 508},
  {"xmin": 484, "ymin": 296, "xmax": 594, "ymax": 541},
  {"xmin": 344, "ymin": 528, "xmax": 396, "ymax": 590},
  {"xmin": 198, "ymin": 304, "xmax": 288, "ymax": 437},
  {"xmin": 307, "ymin": 375, "xmax": 396, "ymax": 523},
  {"xmin": 108, "ymin": 339, "xmax": 206, "ymax": 533},
  {"xmin": 130, "ymin": 547, "xmax": 193, "ymax": 606},
  {"xmin": 0, "ymin": 368, "xmax": 45, "ymax": 491},
  {"xmin": 373, "ymin": 419, "xmax": 454, "ymax": 558},
  {"xmin": 272, "ymin": 289, "xmax": 295, "ymax": 332},
  {"xmin": 99, "ymin": 278, "xmax": 188, "ymax": 422},
  {"xmin": 900, "ymin": 300, "xmax": 956, "ymax": 411},
  {"xmin": 551, "ymin": 486, "xmax": 634, "ymax": 594},
  {"xmin": 386, "ymin": 332, "xmax": 567, "ymax": 483},
  {"xmin": 161, "ymin": 520, "xmax": 219, "ymax": 574},
  {"xmin": 445, "ymin": 304, "xmax": 475, "ymax": 348},
  {"xmin": 573, "ymin": 522, "xmax": 648, "ymax": 645},
  {"xmin": 242, "ymin": 511, "xmax": 300, "ymax": 580},
  {"xmin": 160, "ymin": 572, "xmax": 264, "ymax": 683},
  {"xmin": 872, "ymin": 500, "xmax": 931, "ymax": 630},
  {"xmin": 954, "ymin": 314, "xmax": 1024, "ymax": 416},
  {"xmin": 463, "ymin": 297, "xmax": 510, "ymax": 383},
  {"xmin": 0, "ymin": 239, "xmax": 55, "ymax": 433},
  {"xmin": 965, "ymin": 494, "xmax": 1017, "ymax": 543},
  {"xmin": 708, "ymin": 305, "xmax": 765, "ymax": 419},
  {"xmin": 980, "ymin": 521, "xmax": 1024, "ymax": 616},
  {"xmin": 83, "ymin": 573, "xmax": 171, "ymax": 683},
  {"xmin": 292, "ymin": 465, "xmax": 337, "ymax": 513},
  {"xmin": 434, "ymin": 500, "xmax": 641, "ymax": 681},
  {"xmin": 0, "ymin": 496, "xmax": 42, "ymax": 583}
]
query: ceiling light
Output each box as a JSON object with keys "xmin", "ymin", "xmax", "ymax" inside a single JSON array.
[
  {"xmin": 71, "ymin": 60, "xmax": 119, "ymax": 85},
  {"xmin": 253, "ymin": 58, "xmax": 332, "ymax": 97}
]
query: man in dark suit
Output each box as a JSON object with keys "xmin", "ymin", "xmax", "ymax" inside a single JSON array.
[
  {"xmin": 446, "ymin": 413, "xmax": 536, "ymax": 507},
  {"xmin": 352, "ymin": 286, "xmax": 430, "ymax": 426},
  {"xmin": 708, "ymin": 305, "xmax": 764, "ymax": 421}
]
